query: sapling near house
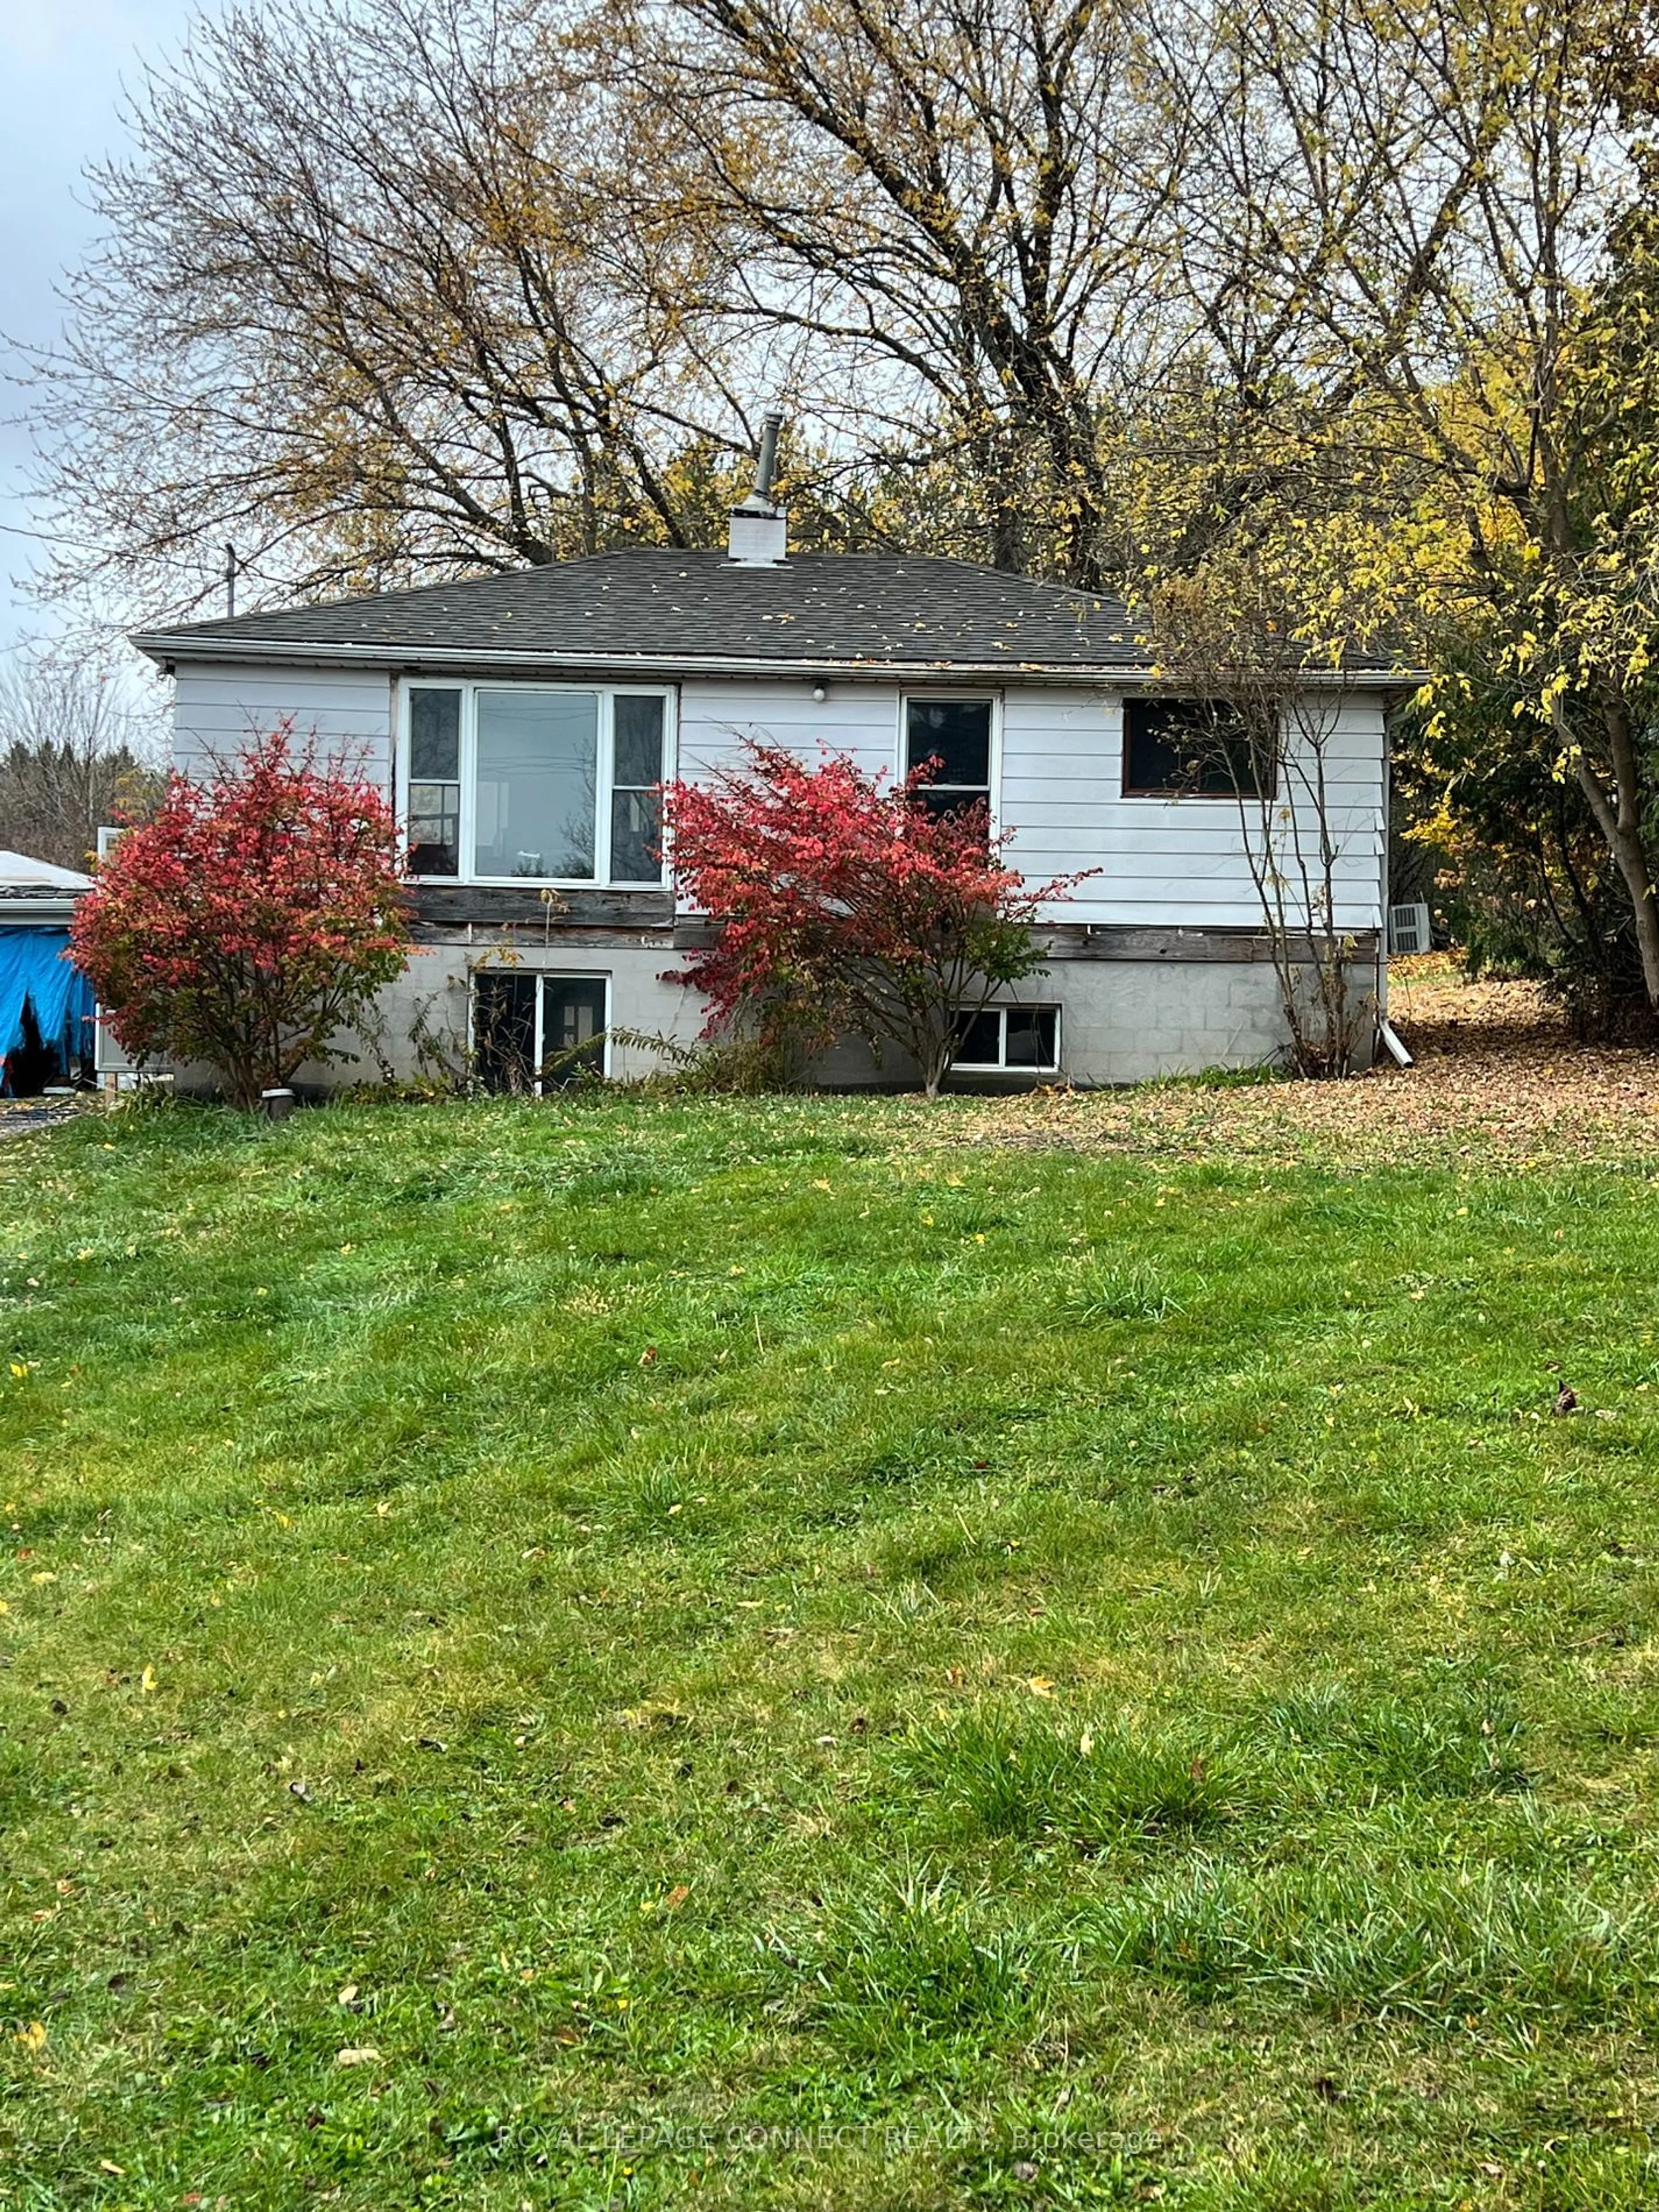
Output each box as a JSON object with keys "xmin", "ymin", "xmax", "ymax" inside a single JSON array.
[
  {"xmin": 1146, "ymin": 569, "xmax": 1379, "ymax": 1078},
  {"xmin": 662, "ymin": 740, "xmax": 1090, "ymax": 1097}
]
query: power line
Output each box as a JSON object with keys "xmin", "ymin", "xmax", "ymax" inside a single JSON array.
[{"xmin": 0, "ymin": 517, "xmax": 114, "ymax": 553}]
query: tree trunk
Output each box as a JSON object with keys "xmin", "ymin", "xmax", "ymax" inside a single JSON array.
[
  {"xmin": 918, "ymin": 1029, "xmax": 952, "ymax": 1100},
  {"xmin": 1568, "ymin": 694, "xmax": 1659, "ymax": 1011}
]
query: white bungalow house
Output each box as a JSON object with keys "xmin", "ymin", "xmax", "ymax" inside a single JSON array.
[{"xmin": 132, "ymin": 472, "xmax": 1402, "ymax": 1092}]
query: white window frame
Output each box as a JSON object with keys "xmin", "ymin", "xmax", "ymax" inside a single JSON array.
[
  {"xmin": 396, "ymin": 679, "xmax": 676, "ymax": 888},
  {"xmin": 467, "ymin": 967, "xmax": 612, "ymax": 1092},
  {"xmin": 952, "ymin": 1001, "xmax": 1061, "ymax": 1074},
  {"xmin": 898, "ymin": 691, "xmax": 1002, "ymax": 829}
]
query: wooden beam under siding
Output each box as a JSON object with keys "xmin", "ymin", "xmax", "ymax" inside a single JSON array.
[
  {"xmin": 410, "ymin": 886, "xmax": 674, "ymax": 929},
  {"xmin": 671, "ymin": 918, "xmax": 1380, "ymax": 964}
]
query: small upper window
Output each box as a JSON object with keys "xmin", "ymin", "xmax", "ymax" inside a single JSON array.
[
  {"xmin": 905, "ymin": 697, "xmax": 993, "ymax": 820},
  {"xmin": 1123, "ymin": 697, "xmax": 1272, "ymax": 798}
]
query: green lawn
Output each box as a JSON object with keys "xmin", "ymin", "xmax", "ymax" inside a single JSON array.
[{"xmin": 3, "ymin": 1094, "xmax": 1658, "ymax": 2209}]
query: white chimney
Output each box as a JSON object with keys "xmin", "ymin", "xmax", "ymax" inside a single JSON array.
[{"xmin": 728, "ymin": 409, "xmax": 788, "ymax": 565}]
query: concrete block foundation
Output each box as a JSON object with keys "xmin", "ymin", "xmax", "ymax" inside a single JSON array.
[{"xmin": 167, "ymin": 934, "xmax": 1379, "ymax": 1097}]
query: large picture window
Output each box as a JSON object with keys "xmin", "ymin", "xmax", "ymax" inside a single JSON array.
[{"xmin": 401, "ymin": 683, "xmax": 671, "ymax": 884}]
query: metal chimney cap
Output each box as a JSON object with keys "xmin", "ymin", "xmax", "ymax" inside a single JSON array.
[
  {"xmin": 751, "ymin": 410, "xmax": 784, "ymax": 505},
  {"xmin": 729, "ymin": 410, "xmax": 788, "ymax": 560}
]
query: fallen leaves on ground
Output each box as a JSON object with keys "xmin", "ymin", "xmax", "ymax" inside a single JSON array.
[{"xmin": 931, "ymin": 960, "xmax": 1659, "ymax": 1171}]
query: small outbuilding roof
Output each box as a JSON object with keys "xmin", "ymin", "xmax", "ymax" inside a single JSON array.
[{"xmin": 0, "ymin": 850, "xmax": 93, "ymax": 894}]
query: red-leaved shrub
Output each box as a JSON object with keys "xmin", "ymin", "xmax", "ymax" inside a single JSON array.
[
  {"xmin": 71, "ymin": 725, "xmax": 408, "ymax": 1106},
  {"xmin": 662, "ymin": 741, "xmax": 1090, "ymax": 1095}
]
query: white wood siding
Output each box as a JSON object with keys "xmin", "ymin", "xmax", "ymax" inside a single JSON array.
[
  {"xmin": 677, "ymin": 677, "xmax": 1388, "ymax": 931},
  {"xmin": 999, "ymin": 686, "xmax": 1386, "ymax": 930},
  {"xmin": 677, "ymin": 680, "xmax": 901, "ymax": 789},
  {"xmin": 167, "ymin": 665, "xmax": 1386, "ymax": 934},
  {"xmin": 172, "ymin": 666, "xmax": 394, "ymax": 792}
]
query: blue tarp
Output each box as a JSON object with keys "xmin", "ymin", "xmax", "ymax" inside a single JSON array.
[{"xmin": 0, "ymin": 928, "xmax": 95, "ymax": 1086}]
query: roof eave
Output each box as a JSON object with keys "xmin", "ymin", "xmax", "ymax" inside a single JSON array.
[
  {"xmin": 132, "ymin": 632, "xmax": 1419, "ymax": 687},
  {"xmin": 0, "ymin": 896, "xmax": 83, "ymax": 921}
]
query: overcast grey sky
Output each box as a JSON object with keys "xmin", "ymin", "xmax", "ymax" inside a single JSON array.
[{"xmin": 1, "ymin": 0, "xmax": 217, "ymax": 669}]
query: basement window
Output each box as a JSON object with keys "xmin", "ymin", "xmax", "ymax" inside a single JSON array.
[
  {"xmin": 1122, "ymin": 696, "xmax": 1272, "ymax": 798},
  {"xmin": 402, "ymin": 683, "xmax": 671, "ymax": 885},
  {"xmin": 471, "ymin": 971, "xmax": 608, "ymax": 1091},
  {"xmin": 952, "ymin": 1004, "xmax": 1059, "ymax": 1073}
]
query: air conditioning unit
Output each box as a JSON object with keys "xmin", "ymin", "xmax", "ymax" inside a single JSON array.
[
  {"xmin": 1389, "ymin": 900, "xmax": 1432, "ymax": 956},
  {"xmin": 94, "ymin": 1016, "xmax": 140, "ymax": 1081}
]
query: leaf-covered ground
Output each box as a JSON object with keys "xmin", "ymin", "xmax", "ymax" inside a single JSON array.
[
  {"xmin": 3, "ymin": 1013, "xmax": 1659, "ymax": 2208},
  {"xmin": 944, "ymin": 958, "xmax": 1659, "ymax": 1171}
]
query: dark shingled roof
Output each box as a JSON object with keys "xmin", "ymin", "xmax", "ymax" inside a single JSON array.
[{"xmin": 133, "ymin": 550, "xmax": 1155, "ymax": 676}]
